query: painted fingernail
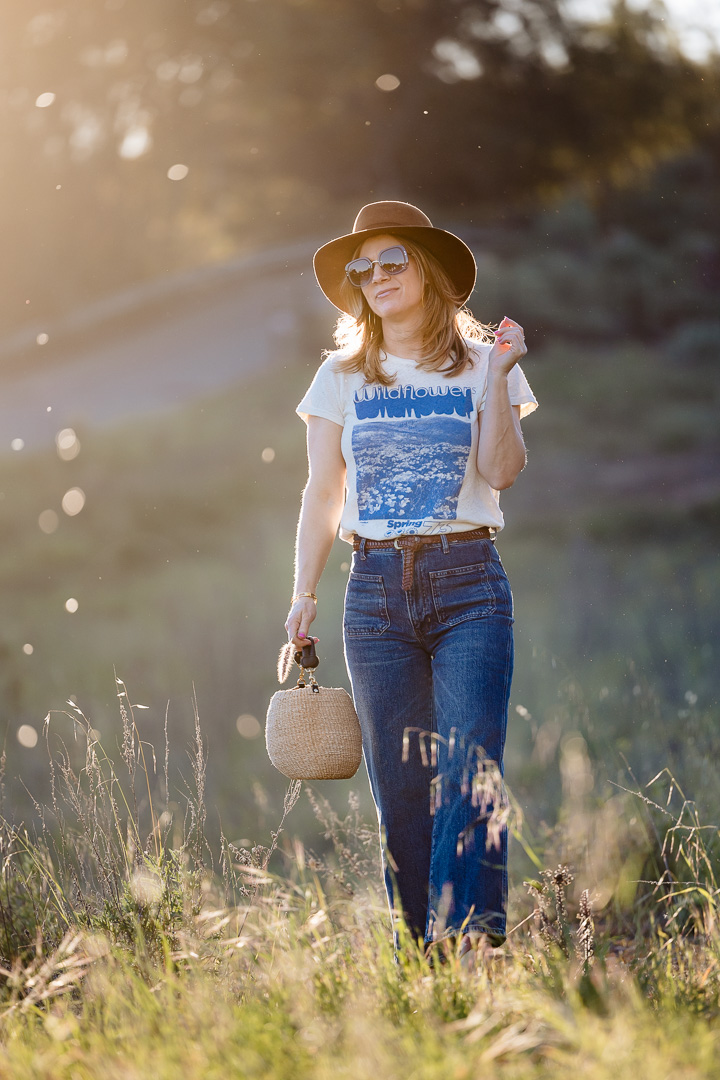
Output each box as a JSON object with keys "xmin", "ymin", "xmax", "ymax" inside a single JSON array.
[{"xmin": 298, "ymin": 632, "xmax": 305, "ymax": 638}]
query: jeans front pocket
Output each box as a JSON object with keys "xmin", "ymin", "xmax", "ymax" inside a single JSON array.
[
  {"xmin": 429, "ymin": 562, "xmax": 496, "ymax": 625},
  {"xmin": 344, "ymin": 573, "xmax": 390, "ymax": 636}
]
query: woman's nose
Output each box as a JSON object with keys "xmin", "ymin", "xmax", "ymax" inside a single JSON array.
[{"xmin": 371, "ymin": 260, "xmax": 389, "ymax": 282}]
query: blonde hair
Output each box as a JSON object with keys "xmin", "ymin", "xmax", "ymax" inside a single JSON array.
[{"xmin": 330, "ymin": 236, "xmax": 492, "ymax": 387}]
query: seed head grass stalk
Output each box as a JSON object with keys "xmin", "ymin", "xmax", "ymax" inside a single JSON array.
[{"xmin": 0, "ymin": 684, "xmax": 718, "ymax": 1078}]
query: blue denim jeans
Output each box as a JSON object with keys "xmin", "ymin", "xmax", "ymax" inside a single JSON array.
[{"xmin": 343, "ymin": 536, "xmax": 513, "ymax": 948}]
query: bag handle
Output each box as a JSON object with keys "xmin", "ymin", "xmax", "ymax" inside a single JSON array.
[
  {"xmin": 294, "ymin": 639, "xmax": 319, "ymax": 670},
  {"xmin": 294, "ymin": 639, "xmax": 320, "ymax": 693},
  {"xmin": 277, "ymin": 638, "xmax": 320, "ymax": 690}
]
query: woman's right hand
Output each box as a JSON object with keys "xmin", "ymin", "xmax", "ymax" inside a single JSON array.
[
  {"xmin": 285, "ymin": 597, "xmax": 318, "ymax": 649},
  {"xmin": 488, "ymin": 316, "xmax": 527, "ymax": 377}
]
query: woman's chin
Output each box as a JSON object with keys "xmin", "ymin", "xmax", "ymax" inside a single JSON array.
[{"xmin": 371, "ymin": 299, "xmax": 421, "ymax": 322}]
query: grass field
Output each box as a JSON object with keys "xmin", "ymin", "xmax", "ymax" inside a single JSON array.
[
  {"xmin": 0, "ymin": 706, "xmax": 719, "ymax": 1079},
  {"xmin": 2, "ymin": 888, "xmax": 719, "ymax": 1080}
]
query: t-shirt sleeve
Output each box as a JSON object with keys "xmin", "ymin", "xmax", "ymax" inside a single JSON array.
[
  {"xmin": 296, "ymin": 358, "xmax": 345, "ymax": 426},
  {"xmin": 508, "ymin": 363, "xmax": 538, "ymax": 420},
  {"xmin": 477, "ymin": 358, "xmax": 538, "ymax": 420}
]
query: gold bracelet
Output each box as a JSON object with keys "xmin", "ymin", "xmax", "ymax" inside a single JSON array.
[{"xmin": 291, "ymin": 592, "xmax": 318, "ymax": 604}]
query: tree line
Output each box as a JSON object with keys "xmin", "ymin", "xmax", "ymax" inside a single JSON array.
[{"xmin": 0, "ymin": 0, "xmax": 717, "ymax": 335}]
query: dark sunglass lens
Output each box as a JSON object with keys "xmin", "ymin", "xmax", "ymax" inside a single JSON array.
[
  {"xmin": 345, "ymin": 258, "xmax": 373, "ymax": 287},
  {"xmin": 379, "ymin": 247, "xmax": 408, "ymax": 274}
]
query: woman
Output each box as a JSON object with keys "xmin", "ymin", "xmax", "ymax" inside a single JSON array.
[{"xmin": 286, "ymin": 201, "xmax": 537, "ymax": 964}]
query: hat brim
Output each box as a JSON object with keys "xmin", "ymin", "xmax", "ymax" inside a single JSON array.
[{"xmin": 313, "ymin": 225, "xmax": 477, "ymax": 314}]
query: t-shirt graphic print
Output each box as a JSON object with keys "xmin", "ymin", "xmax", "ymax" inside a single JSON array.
[
  {"xmin": 352, "ymin": 387, "xmax": 473, "ymax": 524},
  {"xmin": 297, "ymin": 344, "xmax": 537, "ymax": 543}
]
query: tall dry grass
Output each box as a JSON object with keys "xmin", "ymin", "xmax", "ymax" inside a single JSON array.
[{"xmin": 0, "ymin": 680, "xmax": 718, "ymax": 1077}]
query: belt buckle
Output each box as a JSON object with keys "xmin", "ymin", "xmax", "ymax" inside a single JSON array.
[{"xmin": 393, "ymin": 538, "xmax": 402, "ymax": 550}]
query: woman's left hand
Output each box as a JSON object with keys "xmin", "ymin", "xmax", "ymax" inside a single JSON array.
[{"xmin": 488, "ymin": 316, "xmax": 527, "ymax": 377}]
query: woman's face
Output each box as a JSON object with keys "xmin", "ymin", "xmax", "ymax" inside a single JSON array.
[{"xmin": 358, "ymin": 233, "xmax": 424, "ymax": 322}]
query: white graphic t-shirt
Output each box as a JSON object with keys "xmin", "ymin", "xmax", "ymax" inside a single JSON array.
[{"xmin": 296, "ymin": 342, "xmax": 538, "ymax": 543}]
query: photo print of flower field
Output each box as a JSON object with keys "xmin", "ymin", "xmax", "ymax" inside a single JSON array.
[{"xmin": 0, "ymin": 0, "xmax": 719, "ymax": 1075}]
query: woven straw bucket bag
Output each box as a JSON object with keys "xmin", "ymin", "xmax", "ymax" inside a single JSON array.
[{"xmin": 266, "ymin": 640, "xmax": 363, "ymax": 780}]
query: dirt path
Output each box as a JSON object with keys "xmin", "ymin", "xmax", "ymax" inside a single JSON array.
[{"xmin": 0, "ymin": 243, "xmax": 329, "ymax": 453}]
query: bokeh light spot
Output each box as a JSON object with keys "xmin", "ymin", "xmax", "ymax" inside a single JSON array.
[
  {"xmin": 65, "ymin": 597, "xmax": 79, "ymax": 613},
  {"xmin": 261, "ymin": 447, "xmax": 275, "ymax": 463},
  {"xmin": 375, "ymin": 74, "xmax": 400, "ymax": 91},
  {"xmin": 36, "ymin": 332, "xmax": 49, "ymax": 345},
  {"xmin": 156, "ymin": 60, "xmax": 180, "ymax": 81},
  {"xmin": 62, "ymin": 487, "xmax": 86, "ymax": 516},
  {"xmin": 35, "ymin": 92, "xmax": 56, "ymax": 108},
  {"xmin": 119, "ymin": 126, "xmax": 152, "ymax": 160},
  {"xmin": 56, "ymin": 428, "xmax": 80, "ymax": 460},
  {"xmin": 178, "ymin": 60, "xmax": 203, "ymax": 84},
  {"xmin": 17, "ymin": 725, "xmax": 38, "ymax": 748},
  {"xmin": 167, "ymin": 163, "xmax": 189, "ymax": 180},
  {"xmin": 433, "ymin": 39, "xmax": 483, "ymax": 81},
  {"xmin": 10, "ymin": 438, "xmax": 24, "ymax": 451},
  {"xmin": 130, "ymin": 869, "xmax": 163, "ymax": 907},
  {"xmin": 196, "ymin": 2, "xmax": 230, "ymax": 25},
  {"xmin": 236, "ymin": 713, "xmax": 261, "ymax": 739},
  {"xmin": 22, "ymin": 643, "xmax": 34, "ymax": 656},
  {"xmin": 39, "ymin": 509, "xmax": 59, "ymax": 534}
]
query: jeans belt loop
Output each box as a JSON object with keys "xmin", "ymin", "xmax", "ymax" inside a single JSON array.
[
  {"xmin": 440, "ymin": 534, "xmax": 450, "ymax": 554},
  {"xmin": 359, "ymin": 537, "xmax": 367, "ymax": 561}
]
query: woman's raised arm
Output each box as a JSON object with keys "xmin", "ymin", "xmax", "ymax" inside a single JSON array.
[
  {"xmin": 285, "ymin": 415, "xmax": 346, "ymax": 648},
  {"xmin": 476, "ymin": 316, "xmax": 528, "ymax": 490}
]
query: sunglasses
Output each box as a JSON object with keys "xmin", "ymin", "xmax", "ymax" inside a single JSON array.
[{"xmin": 344, "ymin": 245, "xmax": 410, "ymax": 288}]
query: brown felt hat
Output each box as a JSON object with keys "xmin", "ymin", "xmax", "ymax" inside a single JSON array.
[{"xmin": 313, "ymin": 201, "xmax": 477, "ymax": 314}]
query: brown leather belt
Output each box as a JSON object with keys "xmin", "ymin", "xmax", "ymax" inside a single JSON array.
[{"xmin": 352, "ymin": 527, "xmax": 496, "ymax": 591}]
